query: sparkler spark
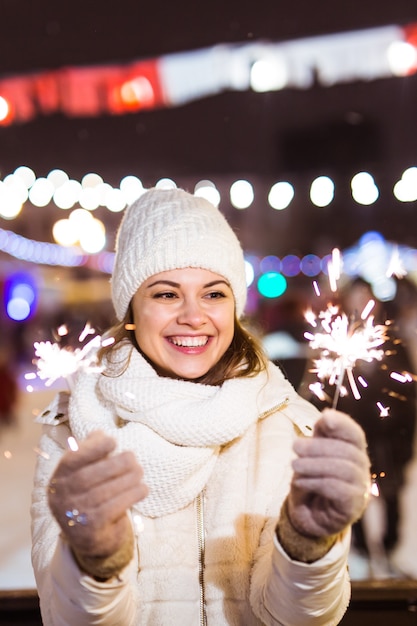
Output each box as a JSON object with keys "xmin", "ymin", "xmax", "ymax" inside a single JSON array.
[
  {"xmin": 28, "ymin": 323, "xmax": 106, "ymax": 391},
  {"xmin": 386, "ymin": 245, "xmax": 407, "ymax": 279},
  {"xmin": 327, "ymin": 248, "xmax": 341, "ymax": 293},
  {"xmin": 304, "ymin": 302, "xmax": 388, "ymax": 408},
  {"xmin": 376, "ymin": 402, "xmax": 390, "ymax": 418},
  {"xmin": 67, "ymin": 436, "xmax": 79, "ymax": 452},
  {"xmin": 312, "ymin": 280, "xmax": 321, "ymax": 297},
  {"xmin": 390, "ymin": 371, "xmax": 413, "ymax": 383}
]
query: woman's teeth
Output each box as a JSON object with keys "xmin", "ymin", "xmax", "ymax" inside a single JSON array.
[{"xmin": 171, "ymin": 336, "xmax": 208, "ymax": 347}]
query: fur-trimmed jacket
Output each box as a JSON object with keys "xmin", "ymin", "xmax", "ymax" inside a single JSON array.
[{"xmin": 31, "ymin": 352, "xmax": 351, "ymax": 625}]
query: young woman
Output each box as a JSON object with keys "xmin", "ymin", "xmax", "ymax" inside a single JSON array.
[{"xmin": 31, "ymin": 187, "xmax": 370, "ymax": 625}]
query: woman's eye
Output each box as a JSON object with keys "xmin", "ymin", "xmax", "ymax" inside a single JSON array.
[
  {"xmin": 206, "ymin": 291, "xmax": 226, "ymax": 299},
  {"xmin": 154, "ymin": 291, "xmax": 177, "ymax": 299}
]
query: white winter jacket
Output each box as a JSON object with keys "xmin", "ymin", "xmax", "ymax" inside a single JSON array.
[{"xmin": 31, "ymin": 358, "xmax": 351, "ymax": 626}]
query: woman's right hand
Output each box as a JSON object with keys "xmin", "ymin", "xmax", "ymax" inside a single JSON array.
[{"xmin": 48, "ymin": 430, "xmax": 148, "ymax": 574}]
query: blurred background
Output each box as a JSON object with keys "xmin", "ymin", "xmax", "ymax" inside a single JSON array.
[{"xmin": 1, "ymin": 0, "xmax": 417, "ymax": 600}]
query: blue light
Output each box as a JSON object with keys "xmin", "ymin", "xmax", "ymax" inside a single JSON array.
[
  {"xmin": 300, "ymin": 254, "xmax": 321, "ymax": 276},
  {"xmin": 257, "ymin": 272, "xmax": 287, "ymax": 298},
  {"xmin": 359, "ymin": 231, "xmax": 385, "ymax": 246},
  {"xmin": 244, "ymin": 260, "xmax": 255, "ymax": 287},
  {"xmin": 4, "ymin": 272, "xmax": 37, "ymax": 321},
  {"xmin": 260, "ymin": 255, "xmax": 281, "ymax": 273},
  {"xmin": 281, "ymin": 254, "xmax": 300, "ymax": 277},
  {"xmin": 321, "ymin": 254, "xmax": 332, "ymax": 275},
  {"xmin": 7, "ymin": 298, "xmax": 31, "ymax": 321},
  {"xmin": 245, "ymin": 254, "xmax": 260, "ymax": 277}
]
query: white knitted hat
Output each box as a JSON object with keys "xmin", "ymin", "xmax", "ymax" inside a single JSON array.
[{"xmin": 111, "ymin": 187, "xmax": 247, "ymax": 320}]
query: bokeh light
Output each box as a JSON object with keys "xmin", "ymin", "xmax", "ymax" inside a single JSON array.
[{"xmin": 257, "ymin": 272, "xmax": 287, "ymax": 298}]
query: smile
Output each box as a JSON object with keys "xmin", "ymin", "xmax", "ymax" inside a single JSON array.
[{"xmin": 169, "ymin": 336, "xmax": 209, "ymax": 347}]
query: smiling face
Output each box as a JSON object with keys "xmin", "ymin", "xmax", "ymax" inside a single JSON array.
[{"xmin": 131, "ymin": 267, "xmax": 236, "ymax": 380}]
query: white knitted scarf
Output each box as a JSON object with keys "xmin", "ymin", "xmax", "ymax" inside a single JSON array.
[{"xmin": 68, "ymin": 342, "xmax": 295, "ymax": 517}]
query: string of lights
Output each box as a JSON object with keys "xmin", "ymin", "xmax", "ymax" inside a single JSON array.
[
  {"xmin": 1, "ymin": 165, "xmax": 417, "ymax": 321},
  {"xmin": 1, "ymin": 165, "xmax": 417, "ymax": 254},
  {"xmin": 0, "ymin": 22, "xmax": 416, "ymax": 126}
]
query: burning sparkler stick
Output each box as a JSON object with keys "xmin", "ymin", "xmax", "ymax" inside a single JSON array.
[
  {"xmin": 304, "ymin": 303, "xmax": 388, "ymax": 408},
  {"xmin": 25, "ymin": 324, "xmax": 116, "ymax": 456},
  {"xmin": 304, "ymin": 249, "xmax": 389, "ymax": 408},
  {"xmin": 26, "ymin": 323, "xmax": 114, "ymax": 392}
]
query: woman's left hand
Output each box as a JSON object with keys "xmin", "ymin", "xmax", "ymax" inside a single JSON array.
[{"xmin": 287, "ymin": 408, "xmax": 371, "ymax": 538}]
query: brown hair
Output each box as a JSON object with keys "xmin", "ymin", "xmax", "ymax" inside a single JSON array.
[{"xmin": 98, "ymin": 307, "xmax": 268, "ymax": 386}]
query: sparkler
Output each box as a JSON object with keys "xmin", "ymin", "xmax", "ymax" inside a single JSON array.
[
  {"xmin": 304, "ymin": 303, "xmax": 388, "ymax": 408},
  {"xmin": 304, "ymin": 248, "xmax": 389, "ymax": 408},
  {"xmin": 26, "ymin": 323, "xmax": 114, "ymax": 392},
  {"xmin": 24, "ymin": 323, "xmax": 116, "ymax": 457}
]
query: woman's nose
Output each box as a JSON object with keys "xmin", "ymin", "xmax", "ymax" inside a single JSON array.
[{"xmin": 177, "ymin": 298, "xmax": 207, "ymax": 326}]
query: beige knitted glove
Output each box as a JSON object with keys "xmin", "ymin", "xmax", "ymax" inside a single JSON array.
[
  {"xmin": 72, "ymin": 528, "xmax": 135, "ymax": 581},
  {"xmin": 48, "ymin": 430, "xmax": 148, "ymax": 579},
  {"xmin": 277, "ymin": 409, "xmax": 371, "ymax": 562}
]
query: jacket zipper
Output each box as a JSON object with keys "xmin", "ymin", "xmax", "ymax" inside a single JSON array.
[
  {"xmin": 258, "ymin": 395, "xmax": 290, "ymax": 420},
  {"xmin": 196, "ymin": 491, "xmax": 207, "ymax": 626},
  {"xmin": 195, "ymin": 396, "xmax": 289, "ymax": 625}
]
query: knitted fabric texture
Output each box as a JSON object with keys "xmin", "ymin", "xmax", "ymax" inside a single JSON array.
[
  {"xmin": 111, "ymin": 187, "xmax": 247, "ymax": 320},
  {"xmin": 67, "ymin": 343, "xmax": 306, "ymax": 518}
]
